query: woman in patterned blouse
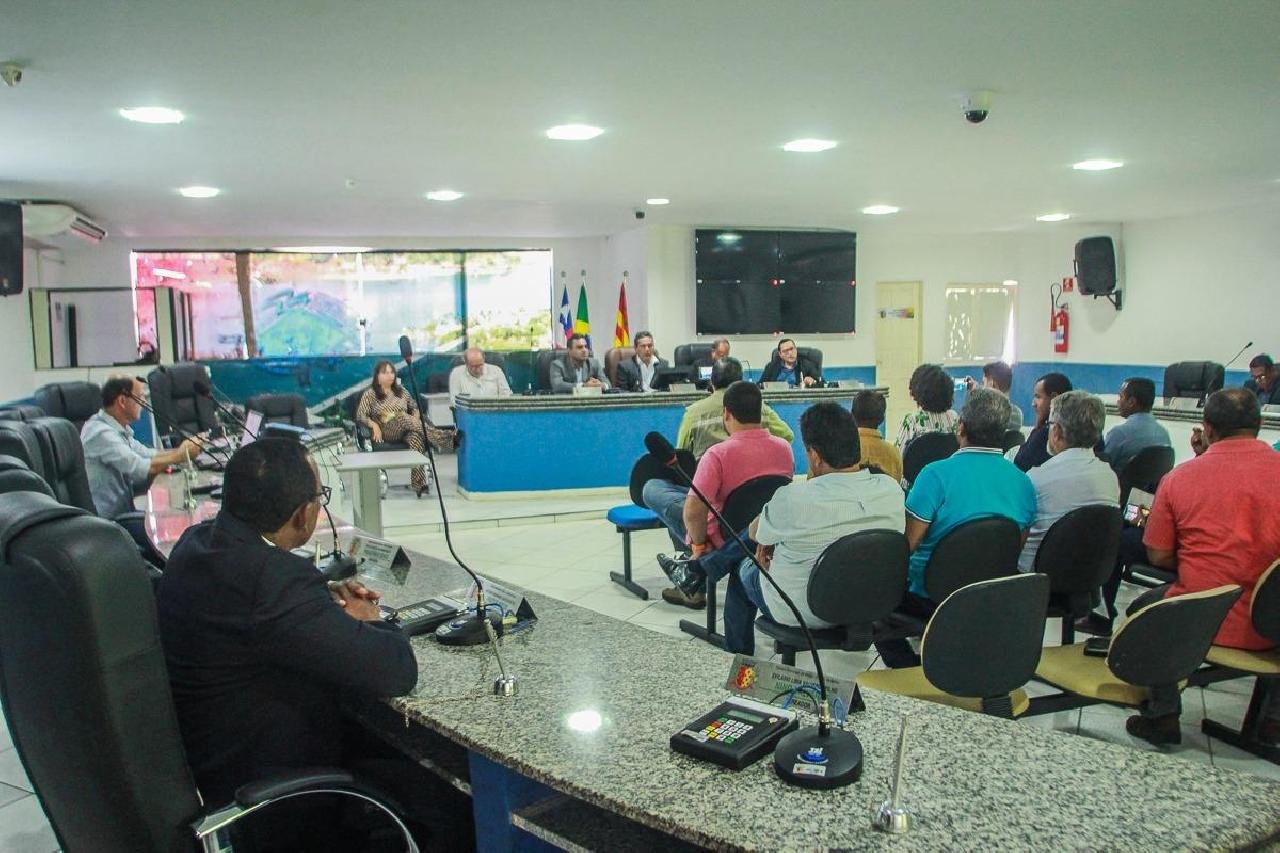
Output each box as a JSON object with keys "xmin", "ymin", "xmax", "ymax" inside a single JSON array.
[
  {"xmin": 893, "ymin": 363, "xmax": 960, "ymax": 451},
  {"xmin": 355, "ymin": 360, "xmax": 448, "ymax": 496}
]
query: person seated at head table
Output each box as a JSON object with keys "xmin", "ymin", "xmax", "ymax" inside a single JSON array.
[
  {"xmin": 1102, "ymin": 377, "xmax": 1171, "ymax": 474},
  {"xmin": 660, "ymin": 402, "xmax": 905, "ymax": 654},
  {"xmin": 549, "ymin": 333, "xmax": 610, "ymax": 392},
  {"xmin": 355, "ymin": 360, "xmax": 448, "ymax": 497},
  {"xmin": 893, "ymin": 363, "xmax": 959, "ymax": 452},
  {"xmin": 964, "ymin": 360, "xmax": 1023, "ymax": 430},
  {"xmin": 675, "ymin": 357, "xmax": 793, "ymax": 459},
  {"xmin": 1246, "ymin": 353, "xmax": 1280, "ymax": 406},
  {"xmin": 874, "ymin": 388, "xmax": 1037, "ymax": 669},
  {"xmin": 615, "ymin": 330, "xmax": 669, "ymax": 393},
  {"xmin": 851, "ymin": 389, "xmax": 902, "ymax": 483},
  {"xmin": 1013, "ymin": 372, "xmax": 1074, "ymax": 471},
  {"xmin": 694, "ymin": 337, "xmax": 731, "ymax": 369},
  {"xmin": 760, "ymin": 337, "xmax": 821, "ymax": 387},
  {"xmin": 448, "ymin": 346, "xmax": 512, "ymax": 404},
  {"xmin": 643, "ymin": 380, "xmax": 795, "ymax": 609},
  {"xmin": 1018, "ymin": 391, "xmax": 1120, "ymax": 572}
]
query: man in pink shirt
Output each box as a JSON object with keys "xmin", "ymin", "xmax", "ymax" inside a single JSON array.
[
  {"xmin": 642, "ymin": 381, "xmax": 794, "ymax": 607},
  {"xmin": 1124, "ymin": 388, "xmax": 1280, "ymax": 745}
]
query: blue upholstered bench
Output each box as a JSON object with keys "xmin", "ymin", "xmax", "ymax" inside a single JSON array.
[{"xmin": 606, "ymin": 504, "xmax": 664, "ymax": 600}]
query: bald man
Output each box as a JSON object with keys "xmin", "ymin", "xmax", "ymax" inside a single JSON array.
[{"xmin": 448, "ymin": 347, "xmax": 512, "ymax": 404}]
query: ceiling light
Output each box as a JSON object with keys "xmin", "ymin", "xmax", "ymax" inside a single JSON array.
[
  {"xmin": 119, "ymin": 106, "xmax": 185, "ymax": 124},
  {"xmin": 861, "ymin": 204, "xmax": 900, "ymax": 215},
  {"xmin": 545, "ymin": 124, "xmax": 603, "ymax": 141},
  {"xmin": 271, "ymin": 245, "xmax": 374, "ymax": 253},
  {"xmin": 178, "ymin": 186, "xmax": 220, "ymax": 198},
  {"xmin": 1036, "ymin": 212, "xmax": 1071, "ymax": 222},
  {"xmin": 1072, "ymin": 159, "xmax": 1124, "ymax": 171},
  {"xmin": 646, "ymin": 198, "xmax": 670, "ymax": 205},
  {"xmin": 783, "ymin": 138, "xmax": 838, "ymax": 153},
  {"xmin": 425, "ymin": 190, "xmax": 463, "ymax": 201}
]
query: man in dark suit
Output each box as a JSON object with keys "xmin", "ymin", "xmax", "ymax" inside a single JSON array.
[
  {"xmin": 615, "ymin": 330, "xmax": 669, "ymax": 392},
  {"xmin": 156, "ymin": 438, "xmax": 418, "ymax": 810},
  {"xmin": 760, "ymin": 338, "xmax": 821, "ymax": 386}
]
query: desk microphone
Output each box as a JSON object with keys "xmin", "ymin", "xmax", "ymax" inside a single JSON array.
[
  {"xmin": 398, "ymin": 335, "xmax": 501, "ymax": 646},
  {"xmin": 643, "ymin": 431, "xmax": 862, "ymax": 789},
  {"xmin": 193, "ymin": 380, "xmax": 257, "ymax": 439},
  {"xmin": 317, "ymin": 502, "xmax": 358, "ymax": 581},
  {"xmin": 1224, "ymin": 341, "xmax": 1253, "ymax": 369},
  {"xmin": 129, "ymin": 393, "xmax": 232, "ymax": 469}
]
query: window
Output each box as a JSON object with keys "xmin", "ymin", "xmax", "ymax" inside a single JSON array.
[
  {"xmin": 464, "ymin": 251, "xmax": 554, "ymax": 351},
  {"xmin": 944, "ymin": 283, "xmax": 1017, "ymax": 364},
  {"xmin": 133, "ymin": 252, "xmax": 243, "ymax": 359}
]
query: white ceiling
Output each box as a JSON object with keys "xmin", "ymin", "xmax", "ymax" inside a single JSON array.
[{"xmin": 2, "ymin": 0, "xmax": 1278, "ymax": 240}]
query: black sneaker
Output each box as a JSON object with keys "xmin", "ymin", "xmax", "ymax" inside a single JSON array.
[
  {"xmin": 657, "ymin": 553, "xmax": 706, "ymax": 597},
  {"xmin": 1126, "ymin": 712, "xmax": 1182, "ymax": 746}
]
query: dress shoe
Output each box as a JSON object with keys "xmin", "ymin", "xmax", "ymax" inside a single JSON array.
[
  {"xmin": 1126, "ymin": 712, "xmax": 1182, "ymax": 746},
  {"xmin": 661, "ymin": 586, "xmax": 706, "ymax": 609},
  {"xmin": 657, "ymin": 553, "xmax": 707, "ymax": 596},
  {"xmin": 1074, "ymin": 612, "xmax": 1113, "ymax": 637}
]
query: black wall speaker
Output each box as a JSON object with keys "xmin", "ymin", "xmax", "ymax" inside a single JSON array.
[
  {"xmin": 0, "ymin": 202, "xmax": 22, "ymax": 296},
  {"xmin": 1074, "ymin": 236, "xmax": 1116, "ymax": 296}
]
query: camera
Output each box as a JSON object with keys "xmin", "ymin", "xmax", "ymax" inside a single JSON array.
[
  {"xmin": 962, "ymin": 90, "xmax": 993, "ymax": 124},
  {"xmin": 634, "ymin": 210, "xmax": 645, "ymax": 220},
  {"xmin": 1, "ymin": 63, "xmax": 23, "ymax": 88}
]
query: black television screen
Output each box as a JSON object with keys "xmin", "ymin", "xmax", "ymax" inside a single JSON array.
[{"xmin": 695, "ymin": 229, "xmax": 855, "ymax": 334}]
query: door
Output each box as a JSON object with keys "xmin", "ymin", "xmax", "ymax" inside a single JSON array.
[{"xmin": 875, "ymin": 281, "xmax": 923, "ymax": 433}]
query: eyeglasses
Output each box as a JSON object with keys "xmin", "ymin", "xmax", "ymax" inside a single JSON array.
[{"xmin": 313, "ymin": 485, "xmax": 331, "ymax": 506}]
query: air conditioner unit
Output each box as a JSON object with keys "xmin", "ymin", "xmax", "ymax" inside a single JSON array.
[{"xmin": 20, "ymin": 202, "xmax": 107, "ymax": 243}]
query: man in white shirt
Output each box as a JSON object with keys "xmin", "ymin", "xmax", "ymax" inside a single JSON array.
[
  {"xmin": 447, "ymin": 348, "xmax": 512, "ymax": 404},
  {"xmin": 1018, "ymin": 390, "xmax": 1120, "ymax": 571},
  {"xmin": 614, "ymin": 331, "xmax": 668, "ymax": 392}
]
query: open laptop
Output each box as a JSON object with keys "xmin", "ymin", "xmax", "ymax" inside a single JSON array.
[{"xmin": 240, "ymin": 408, "xmax": 264, "ymax": 447}]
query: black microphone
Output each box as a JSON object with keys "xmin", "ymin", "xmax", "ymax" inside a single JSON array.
[
  {"xmin": 1225, "ymin": 341, "xmax": 1253, "ymax": 369},
  {"xmin": 193, "ymin": 379, "xmax": 257, "ymax": 439},
  {"xmin": 130, "ymin": 393, "xmax": 231, "ymax": 468},
  {"xmin": 317, "ymin": 502, "xmax": 358, "ymax": 582},
  {"xmin": 397, "ymin": 335, "xmax": 500, "ymax": 646},
  {"xmin": 643, "ymin": 430, "xmax": 863, "ymax": 789}
]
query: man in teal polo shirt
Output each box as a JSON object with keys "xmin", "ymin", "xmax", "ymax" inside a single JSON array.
[{"xmin": 874, "ymin": 387, "xmax": 1037, "ymax": 668}]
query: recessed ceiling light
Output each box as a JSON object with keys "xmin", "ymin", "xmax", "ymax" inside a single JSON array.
[
  {"xmin": 717, "ymin": 233, "xmax": 742, "ymax": 244},
  {"xmin": 119, "ymin": 106, "xmax": 185, "ymax": 124},
  {"xmin": 425, "ymin": 190, "xmax": 464, "ymax": 201},
  {"xmin": 783, "ymin": 138, "xmax": 838, "ymax": 153},
  {"xmin": 1036, "ymin": 212, "xmax": 1071, "ymax": 222},
  {"xmin": 645, "ymin": 198, "xmax": 670, "ymax": 205},
  {"xmin": 545, "ymin": 124, "xmax": 603, "ymax": 141},
  {"xmin": 178, "ymin": 186, "xmax": 220, "ymax": 198},
  {"xmin": 861, "ymin": 204, "xmax": 900, "ymax": 215},
  {"xmin": 271, "ymin": 245, "xmax": 374, "ymax": 253},
  {"xmin": 1073, "ymin": 159, "xmax": 1124, "ymax": 171}
]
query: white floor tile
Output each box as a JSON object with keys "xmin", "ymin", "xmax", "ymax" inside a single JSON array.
[
  {"xmin": 0, "ymin": 792, "xmax": 57, "ymax": 852},
  {"xmin": 0, "ymin": 747, "xmax": 32, "ymax": 793}
]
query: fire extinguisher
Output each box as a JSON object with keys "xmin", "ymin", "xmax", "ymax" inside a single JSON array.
[{"xmin": 1050, "ymin": 281, "xmax": 1069, "ymax": 354}]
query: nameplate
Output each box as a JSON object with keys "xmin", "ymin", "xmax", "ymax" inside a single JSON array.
[
  {"xmin": 762, "ymin": 382, "xmax": 790, "ymax": 391},
  {"xmin": 1164, "ymin": 396, "xmax": 1201, "ymax": 411},
  {"xmin": 669, "ymin": 383, "xmax": 696, "ymax": 393},
  {"xmin": 448, "ymin": 576, "xmax": 537, "ymax": 623},
  {"xmin": 724, "ymin": 654, "xmax": 862, "ymax": 715},
  {"xmin": 350, "ymin": 534, "xmax": 411, "ymax": 587},
  {"xmin": 572, "ymin": 385, "xmax": 603, "ymax": 397}
]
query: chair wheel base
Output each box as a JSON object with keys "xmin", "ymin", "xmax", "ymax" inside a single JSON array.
[{"xmin": 609, "ymin": 572, "xmax": 649, "ymax": 600}]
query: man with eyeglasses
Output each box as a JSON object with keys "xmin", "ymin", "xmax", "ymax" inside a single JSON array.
[
  {"xmin": 156, "ymin": 438, "xmax": 418, "ymax": 837},
  {"xmin": 760, "ymin": 338, "xmax": 821, "ymax": 387},
  {"xmin": 1245, "ymin": 354, "xmax": 1280, "ymax": 406}
]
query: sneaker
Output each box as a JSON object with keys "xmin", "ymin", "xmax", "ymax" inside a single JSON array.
[
  {"xmin": 661, "ymin": 586, "xmax": 706, "ymax": 609},
  {"xmin": 657, "ymin": 553, "xmax": 707, "ymax": 596},
  {"xmin": 1126, "ymin": 712, "xmax": 1182, "ymax": 746},
  {"xmin": 1074, "ymin": 612, "xmax": 1114, "ymax": 638}
]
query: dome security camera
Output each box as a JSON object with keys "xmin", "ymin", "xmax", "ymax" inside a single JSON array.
[{"xmin": 963, "ymin": 90, "xmax": 994, "ymax": 124}]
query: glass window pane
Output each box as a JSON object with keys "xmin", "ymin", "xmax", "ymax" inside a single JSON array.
[
  {"xmin": 133, "ymin": 252, "xmax": 243, "ymax": 359},
  {"xmin": 464, "ymin": 251, "xmax": 553, "ymax": 351},
  {"xmin": 945, "ymin": 284, "xmax": 1015, "ymax": 364},
  {"xmin": 360, "ymin": 252, "xmax": 464, "ymax": 355}
]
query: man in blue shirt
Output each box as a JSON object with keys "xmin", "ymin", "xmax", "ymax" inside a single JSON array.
[
  {"xmin": 874, "ymin": 387, "xmax": 1037, "ymax": 668},
  {"xmin": 1103, "ymin": 377, "xmax": 1171, "ymax": 473},
  {"xmin": 760, "ymin": 338, "xmax": 820, "ymax": 387}
]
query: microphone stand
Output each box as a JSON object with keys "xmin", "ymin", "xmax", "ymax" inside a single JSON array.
[
  {"xmin": 194, "ymin": 382, "xmax": 257, "ymax": 441},
  {"xmin": 1224, "ymin": 341, "xmax": 1253, "ymax": 370},
  {"xmin": 131, "ymin": 394, "xmax": 232, "ymax": 471},
  {"xmin": 317, "ymin": 502, "xmax": 358, "ymax": 581},
  {"xmin": 651, "ymin": 436, "xmax": 863, "ymax": 789},
  {"xmin": 398, "ymin": 339, "xmax": 502, "ymax": 647}
]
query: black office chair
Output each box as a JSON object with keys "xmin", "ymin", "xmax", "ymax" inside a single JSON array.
[
  {"xmin": 0, "ymin": 455, "xmax": 54, "ymax": 498},
  {"xmin": 0, "ymin": 404, "xmax": 47, "ymax": 422},
  {"xmin": 673, "ymin": 343, "xmax": 715, "ymax": 367},
  {"xmin": 900, "ymin": 431, "xmax": 959, "ymax": 486},
  {"xmin": 426, "ymin": 372, "xmax": 451, "ymax": 394},
  {"xmin": 756, "ymin": 529, "xmax": 909, "ymax": 665},
  {"xmin": 0, "ymin": 491, "xmax": 419, "ymax": 853},
  {"xmin": 244, "ymin": 393, "xmax": 309, "ymax": 428},
  {"xmin": 680, "ymin": 474, "xmax": 792, "ymax": 647},
  {"xmin": 148, "ymin": 364, "xmax": 217, "ymax": 447},
  {"xmin": 1035, "ymin": 505, "xmax": 1124, "ymax": 644},
  {"xmin": 33, "ymin": 381, "xmax": 102, "ymax": 430},
  {"xmin": 26, "ymin": 416, "xmax": 97, "ymax": 512},
  {"xmin": 1117, "ymin": 444, "xmax": 1174, "ymax": 507},
  {"xmin": 1163, "ymin": 361, "xmax": 1225, "ymax": 402},
  {"xmin": 0, "ymin": 420, "xmax": 47, "ymax": 480},
  {"xmin": 1001, "ymin": 429, "xmax": 1026, "ymax": 452},
  {"xmin": 533, "ymin": 348, "xmax": 559, "ymax": 391},
  {"xmin": 448, "ymin": 351, "xmax": 507, "ymax": 371}
]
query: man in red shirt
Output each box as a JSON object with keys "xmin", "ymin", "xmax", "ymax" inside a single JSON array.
[
  {"xmin": 1125, "ymin": 388, "xmax": 1280, "ymax": 745},
  {"xmin": 642, "ymin": 381, "xmax": 794, "ymax": 607}
]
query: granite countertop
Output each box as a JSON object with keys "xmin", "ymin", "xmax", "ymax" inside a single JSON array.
[
  {"xmin": 454, "ymin": 385, "xmax": 884, "ymax": 413},
  {"xmin": 374, "ymin": 553, "xmax": 1280, "ymax": 852}
]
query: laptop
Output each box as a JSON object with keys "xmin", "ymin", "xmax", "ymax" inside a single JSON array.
[{"xmin": 240, "ymin": 409, "xmax": 264, "ymax": 446}]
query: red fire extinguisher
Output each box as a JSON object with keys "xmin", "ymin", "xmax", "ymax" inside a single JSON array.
[{"xmin": 1050, "ymin": 281, "xmax": 1069, "ymax": 353}]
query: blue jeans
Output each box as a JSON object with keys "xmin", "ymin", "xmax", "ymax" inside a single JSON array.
[
  {"xmin": 641, "ymin": 479, "xmax": 689, "ymax": 551},
  {"xmin": 724, "ymin": 557, "xmax": 773, "ymax": 655}
]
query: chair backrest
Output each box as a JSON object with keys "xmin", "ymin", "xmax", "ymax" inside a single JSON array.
[
  {"xmin": 924, "ymin": 515, "xmax": 1023, "ymax": 603},
  {"xmin": 534, "ymin": 349, "xmax": 559, "ymax": 391},
  {"xmin": 627, "ymin": 450, "xmax": 697, "ymax": 507},
  {"xmin": 0, "ymin": 491, "xmax": 201, "ymax": 852},
  {"xmin": 901, "ymin": 431, "xmax": 959, "ymax": 485},
  {"xmin": 1108, "ymin": 584, "xmax": 1242, "ymax": 686},
  {"xmin": 426, "ymin": 372, "xmax": 450, "ymax": 393},
  {"xmin": 27, "ymin": 416, "xmax": 97, "ymax": 513},
  {"xmin": 1163, "ymin": 361, "xmax": 1225, "ymax": 401},
  {"xmin": 449, "ymin": 351, "xmax": 508, "ymax": 370},
  {"xmin": 0, "ymin": 455, "xmax": 54, "ymax": 498},
  {"xmin": 147, "ymin": 363, "xmax": 216, "ymax": 445},
  {"xmin": 1001, "ymin": 429, "xmax": 1026, "ymax": 452},
  {"xmin": 1117, "ymin": 445, "xmax": 1174, "ymax": 505},
  {"xmin": 1250, "ymin": 559, "xmax": 1280, "ymax": 644},
  {"xmin": 0, "ymin": 404, "xmax": 47, "ymax": 422},
  {"xmin": 33, "ymin": 381, "xmax": 102, "ymax": 430},
  {"xmin": 604, "ymin": 347, "xmax": 635, "ymax": 388},
  {"xmin": 245, "ymin": 392, "xmax": 309, "ymax": 428},
  {"xmin": 807, "ymin": 529, "xmax": 909, "ymax": 626},
  {"xmin": 0, "ymin": 420, "xmax": 45, "ymax": 480},
  {"xmin": 721, "ymin": 474, "xmax": 791, "ymax": 535},
  {"xmin": 673, "ymin": 343, "xmax": 714, "ymax": 367},
  {"xmin": 922, "ymin": 573, "xmax": 1050, "ymax": 699},
  {"xmin": 1033, "ymin": 504, "xmax": 1124, "ymax": 594}
]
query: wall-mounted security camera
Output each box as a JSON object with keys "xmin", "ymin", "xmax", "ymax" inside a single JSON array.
[
  {"xmin": 962, "ymin": 89, "xmax": 994, "ymax": 124},
  {"xmin": 1, "ymin": 62, "xmax": 24, "ymax": 88}
]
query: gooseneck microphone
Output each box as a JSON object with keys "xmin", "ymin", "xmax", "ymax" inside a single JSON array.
[
  {"xmin": 398, "ymin": 335, "xmax": 500, "ymax": 646},
  {"xmin": 317, "ymin": 501, "xmax": 358, "ymax": 582},
  {"xmin": 130, "ymin": 393, "xmax": 232, "ymax": 469},
  {"xmin": 193, "ymin": 379, "xmax": 257, "ymax": 439},
  {"xmin": 644, "ymin": 430, "xmax": 863, "ymax": 788},
  {"xmin": 1224, "ymin": 341, "xmax": 1254, "ymax": 370}
]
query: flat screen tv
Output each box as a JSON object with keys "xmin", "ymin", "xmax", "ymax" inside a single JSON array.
[{"xmin": 694, "ymin": 229, "xmax": 855, "ymax": 334}]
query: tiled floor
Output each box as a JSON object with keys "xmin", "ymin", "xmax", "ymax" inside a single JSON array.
[{"xmin": 3, "ymin": 461, "xmax": 1277, "ymax": 850}]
